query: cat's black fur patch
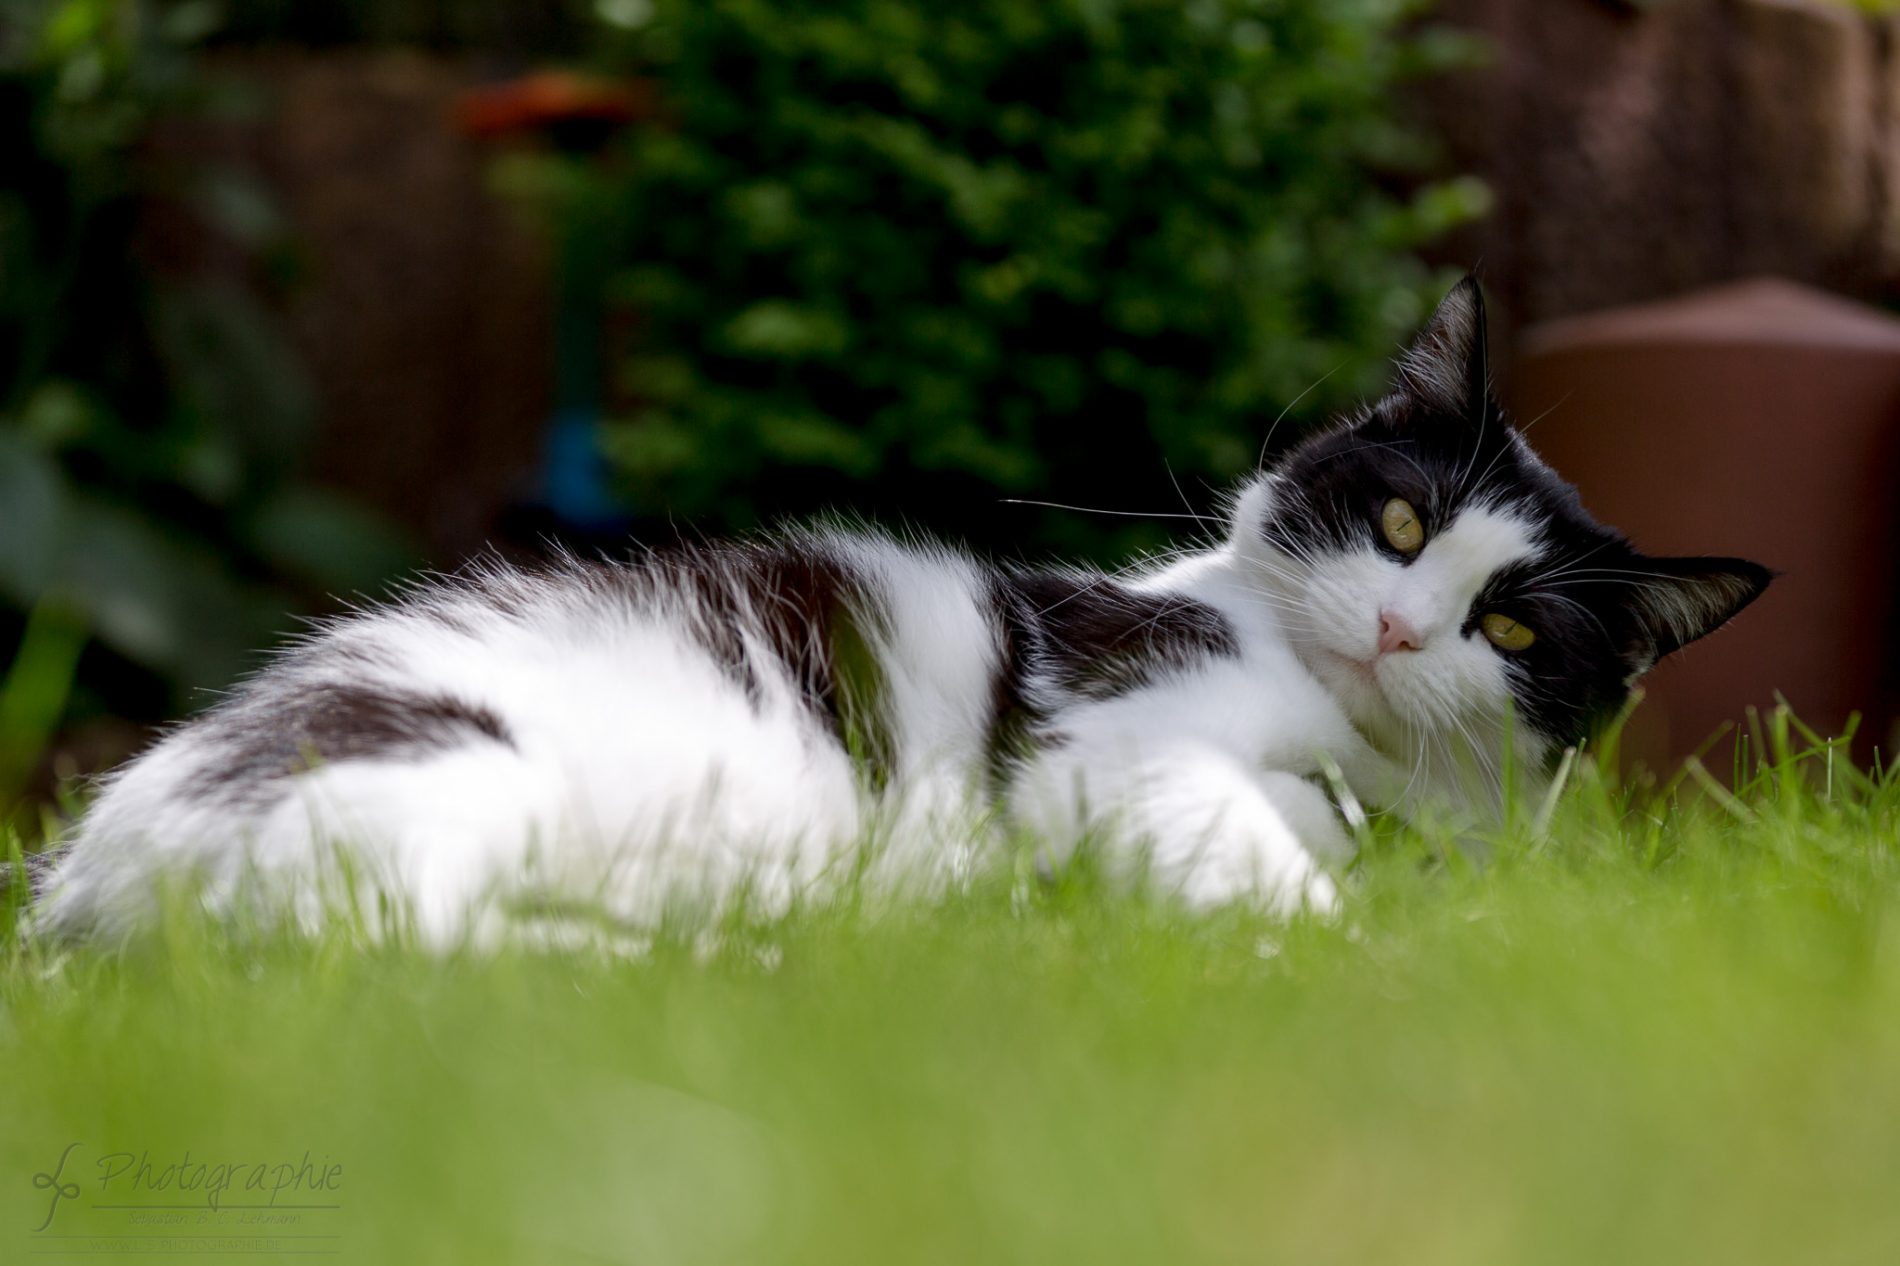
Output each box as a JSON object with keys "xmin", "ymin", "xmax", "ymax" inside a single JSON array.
[
  {"xmin": 602, "ymin": 546, "xmax": 855, "ymax": 709},
  {"xmin": 1009, "ymin": 573, "xmax": 1238, "ymax": 702},
  {"xmin": 588, "ymin": 544, "xmax": 896, "ymax": 785},
  {"xmin": 984, "ymin": 571, "xmax": 1238, "ymax": 786},
  {"xmin": 985, "ymin": 578, "xmax": 1045, "ymax": 793},
  {"xmin": 186, "ymin": 683, "xmax": 514, "ymax": 804}
]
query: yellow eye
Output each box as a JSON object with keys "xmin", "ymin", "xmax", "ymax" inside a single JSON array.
[
  {"xmin": 1481, "ymin": 613, "xmax": 1536, "ymax": 651},
  {"xmin": 1381, "ymin": 498, "xmax": 1424, "ymax": 554}
]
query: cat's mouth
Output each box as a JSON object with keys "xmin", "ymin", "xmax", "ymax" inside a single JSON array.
[
  {"xmin": 1314, "ymin": 647, "xmax": 1413, "ymax": 740},
  {"xmin": 1321, "ymin": 648, "xmax": 1385, "ymax": 695}
]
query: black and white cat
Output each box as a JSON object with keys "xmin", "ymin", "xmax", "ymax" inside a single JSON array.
[{"xmin": 34, "ymin": 280, "xmax": 1770, "ymax": 941}]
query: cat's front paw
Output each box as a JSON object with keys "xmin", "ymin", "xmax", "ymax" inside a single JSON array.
[{"xmin": 1172, "ymin": 837, "xmax": 1339, "ymax": 918}]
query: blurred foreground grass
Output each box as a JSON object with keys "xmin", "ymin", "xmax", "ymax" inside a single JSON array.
[{"xmin": 2, "ymin": 714, "xmax": 1898, "ymax": 1265}]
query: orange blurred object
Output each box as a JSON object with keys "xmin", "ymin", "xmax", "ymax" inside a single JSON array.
[{"xmin": 455, "ymin": 71, "xmax": 653, "ymax": 139}]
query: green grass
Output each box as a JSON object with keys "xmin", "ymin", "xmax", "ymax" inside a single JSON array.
[{"xmin": 3, "ymin": 710, "xmax": 1898, "ymax": 1265}]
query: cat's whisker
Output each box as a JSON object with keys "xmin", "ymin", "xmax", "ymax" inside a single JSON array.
[
  {"xmin": 998, "ymin": 499, "xmax": 1221, "ymax": 527},
  {"xmin": 1238, "ymin": 597, "xmax": 1321, "ymax": 627},
  {"xmin": 1257, "ymin": 362, "xmax": 1345, "ymax": 469},
  {"xmin": 1160, "ymin": 461, "xmax": 1214, "ymax": 533},
  {"xmin": 1463, "ymin": 435, "xmax": 1517, "ymax": 499},
  {"xmin": 1445, "ymin": 710, "xmax": 1505, "ymax": 811},
  {"xmin": 1514, "ymin": 392, "xmax": 1574, "ymax": 437},
  {"xmin": 1539, "ymin": 569, "xmax": 1702, "ymax": 586},
  {"xmin": 1025, "ymin": 549, "xmax": 1203, "ymax": 620}
]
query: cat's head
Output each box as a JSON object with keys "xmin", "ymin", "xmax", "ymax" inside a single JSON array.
[{"xmin": 1231, "ymin": 278, "xmax": 1771, "ymax": 768}]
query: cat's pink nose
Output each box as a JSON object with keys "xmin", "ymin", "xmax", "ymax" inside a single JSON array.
[{"xmin": 1377, "ymin": 611, "xmax": 1423, "ymax": 655}]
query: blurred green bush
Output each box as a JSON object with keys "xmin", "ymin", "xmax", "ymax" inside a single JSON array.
[
  {"xmin": 572, "ymin": 0, "xmax": 1486, "ymax": 555},
  {"xmin": 0, "ymin": 0, "xmax": 411, "ymax": 792}
]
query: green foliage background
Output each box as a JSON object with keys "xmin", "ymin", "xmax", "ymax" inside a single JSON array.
[
  {"xmin": 579, "ymin": 0, "xmax": 1487, "ymax": 554},
  {"xmin": 0, "ymin": 0, "xmax": 411, "ymax": 791}
]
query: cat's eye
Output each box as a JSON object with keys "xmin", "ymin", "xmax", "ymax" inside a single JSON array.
[
  {"xmin": 1381, "ymin": 498, "xmax": 1424, "ymax": 554},
  {"xmin": 1480, "ymin": 613, "xmax": 1535, "ymax": 651}
]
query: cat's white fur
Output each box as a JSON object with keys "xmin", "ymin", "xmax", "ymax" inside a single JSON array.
[{"xmin": 37, "ymin": 476, "xmax": 1549, "ymax": 945}]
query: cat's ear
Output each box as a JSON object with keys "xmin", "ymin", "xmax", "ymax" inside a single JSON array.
[
  {"xmin": 1622, "ymin": 556, "xmax": 1774, "ymax": 667},
  {"xmin": 1394, "ymin": 275, "xmax": 1491, "ymax": 422}
]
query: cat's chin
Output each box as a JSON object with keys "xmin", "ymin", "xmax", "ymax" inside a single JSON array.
[{"xmin": 1306, "ymin": 646, "xmax": 1406, "ymax": 735}]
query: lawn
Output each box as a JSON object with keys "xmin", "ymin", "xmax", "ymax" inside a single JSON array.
[{"xmin": 3, "ymin": 710, "xmax": 1897, "ymax": 1265}]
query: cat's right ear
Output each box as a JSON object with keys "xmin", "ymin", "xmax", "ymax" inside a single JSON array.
[
  {"xmin": 1620, "ymin": 555, "xmax": 1775, "ymax": 671},
  {"xmin": 1393, "ymin": 275, "xmax": 1492, "ymax": 424}
]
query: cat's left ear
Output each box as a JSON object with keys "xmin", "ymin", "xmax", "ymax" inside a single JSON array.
[
  {"xmin": 1621, "ymin": 556, "xmax": 1774, "ymax": 669},
  {"xmin": 1394, "ymin": 275, "xmax": 1493, "ymax": 423}
]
